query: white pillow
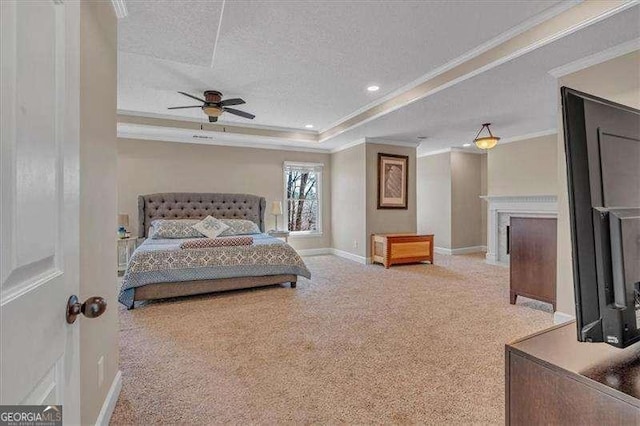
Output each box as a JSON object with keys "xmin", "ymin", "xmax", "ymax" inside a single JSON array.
[{"xmin": 192, "ymin": 216, "xmax": 230, "ymax": 239}]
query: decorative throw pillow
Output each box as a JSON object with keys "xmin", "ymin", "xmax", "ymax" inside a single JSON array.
[
  {"xmin": 179, "ymin": 236, "xmax": 254, "ymax": 249},
  {"xmin": 219, "ymin": 219, "xmax": 261, "ymax": 236},
  {"xmin": 151, "ymin": 219, "xmax": 204, "ymax": 239},
  {"xmin": 192, "ymin": 216, "xmax": 230, "ymax": 238}
]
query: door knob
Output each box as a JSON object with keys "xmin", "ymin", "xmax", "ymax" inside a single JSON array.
[{"xmin": 66, "ymin": 295, "xmax": 107, "ymax": 324}]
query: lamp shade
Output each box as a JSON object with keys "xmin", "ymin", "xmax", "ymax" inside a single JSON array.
[
  {"xmin": 473, "ymin": 123, "xmax": 500, "ymax": 150},
  {"xmin": 118, "ymin": 214, "xmax": 129, "ymax": 227},
  {"xmin": 474, "ymin": 136, "xmax": 499, "ymax": 150},
  {"xmin": 271, "ymin": 201, "xmax": 283, "ymax": 215}
]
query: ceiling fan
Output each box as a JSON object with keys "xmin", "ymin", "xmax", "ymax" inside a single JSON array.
[{"xmin": 168, "ymin": 90, "xmax": 255, "ymax": 123}]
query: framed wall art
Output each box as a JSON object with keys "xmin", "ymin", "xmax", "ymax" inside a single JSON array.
[{"xmin": 377, "ymin": 153, "xmax": 408, "ymax": 209}]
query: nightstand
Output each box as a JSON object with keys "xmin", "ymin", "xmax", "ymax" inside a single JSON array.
[
  {"xmin": 268, "ymin": 230, "xmax": 290, "ymax": 243},
  {"xmin": 117, "ymin": 237, "xmax": 141, "ymax": 275}
]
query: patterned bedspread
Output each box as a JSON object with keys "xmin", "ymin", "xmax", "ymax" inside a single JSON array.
[{"xmin": 118, "ymin": 233, "xmax": 311, "ymax": 308}]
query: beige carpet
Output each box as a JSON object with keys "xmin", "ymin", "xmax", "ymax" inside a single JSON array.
[{"xmin": 111, "ymin": 253, "xmax": 553, "ymax": 425}]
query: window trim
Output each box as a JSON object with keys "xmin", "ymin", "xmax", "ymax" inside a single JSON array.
[{"xmin": 283, "ymin": 161, "xmax": 323, "ymax": 236}]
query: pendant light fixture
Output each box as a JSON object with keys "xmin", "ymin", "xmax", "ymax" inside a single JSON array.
[{"xmin": 473, "ymin": 123, "xmax": 500, "ymax": 150}]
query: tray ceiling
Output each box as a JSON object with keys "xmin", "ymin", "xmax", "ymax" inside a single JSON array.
[
  {"xmin": 118, "ymin": 0, "xmax": 563, "ymax": 129},
  {"xmin": 117, "ymin": 1, "xmax": 640, "ymax": 154}
]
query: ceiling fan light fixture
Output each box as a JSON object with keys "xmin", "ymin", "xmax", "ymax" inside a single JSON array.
[
  {"xmin": 473, "ymin": 123, "xmax": 500, "ymax": 150},
  {"xmin": 203, "ymin": 105, "xmax": 223, "ymax": 117},
  {"xmin": 170, "ymin": 91, "xmax": 254, "ymax": 121}
]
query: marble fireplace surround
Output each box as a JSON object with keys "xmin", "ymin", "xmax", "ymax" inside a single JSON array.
[{"xmin": 481, "ymin": 195, "xmax": 558, "ymax": 266}]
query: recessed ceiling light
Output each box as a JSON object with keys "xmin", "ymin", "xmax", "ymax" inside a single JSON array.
[
  {"xmin": 463, "ymin": 143, "xmax": 472, "ymax": 147},
  {"xmin": 305, "ymin": 124, "xmax": 314, "ymax": 129},
  {"xmin": 367, "ymin": 85, "xmax": 380, "ymax": 92}
]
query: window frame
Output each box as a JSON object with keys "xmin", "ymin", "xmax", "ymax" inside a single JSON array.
[{"xmin": 283, "ymin": 161, "xmax": 323, "ymax": 236}]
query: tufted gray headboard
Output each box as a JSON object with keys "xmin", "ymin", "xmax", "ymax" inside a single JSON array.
[{"xmin": 138, "ymin": 193, "xmax": 266, "ymax": 238}]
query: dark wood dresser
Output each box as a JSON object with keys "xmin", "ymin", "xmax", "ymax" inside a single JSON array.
[
  {"xmin": 509, "ymin": 217, "xmax": 557, "ymax": 309},
  {"xmin": 506, "ymin": 322, "xmax": 640, "ymax": 425}
]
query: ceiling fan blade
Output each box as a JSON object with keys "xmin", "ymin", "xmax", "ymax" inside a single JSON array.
[
  {"xmin": 223, "ymin": 107, "xmax": 255, "ymax": 119},
  {"xmin": 209, "ymin": 116, "xmax": 218, "ymax": 123},
  {"xmin": 219, "ymin": 98, "xmax": 245, "ymax": 107},
  {"xmin": 178, "ymin": 91, "xmax": 206, "ymax": 103},
  {"xmin": 167, "ymin": 105, "xmax": 202, "ymax": 109}
]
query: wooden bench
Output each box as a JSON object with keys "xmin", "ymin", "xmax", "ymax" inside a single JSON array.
[{"xmin": 371, "ymin": 234, "xmax": 434, "ymax": 268}]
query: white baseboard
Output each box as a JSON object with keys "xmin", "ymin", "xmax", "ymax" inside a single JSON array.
[
  {"xmin": 435, "ymin": 245, "xmax": 487, "ymax": 255},
  {"xmin": 295, "ymin": 247, "xmax": 369, "ymax": 264},
  {"xmin": 330, "ymin": 248, "xmax": 368, "ymax": 264},
  {"xmin": 553, "ymin": 311, "xmax": 575, "ymax": 325},
  {"xmin": 95, "ymin": 370, "xmax": 122, "ymax": 426},
  {"xmin": 484, "ymin": 259, "xmax": 509, "ymax": 268},
  {"xmin": 297, "ymin": 248, "xmax": 332, "ymax": 256}
]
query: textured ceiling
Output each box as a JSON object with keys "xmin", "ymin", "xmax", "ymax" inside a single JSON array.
[
  {"xmin": 119, "ymin": 1, "xmax": 224, "ymax": 67},
  {"xmin": 319, "ymin": 6, "xmax": 640, "ymax": 154},
  {"xmin": 117, "ymin": 0, "xmax": 563, "ymax": 129}
]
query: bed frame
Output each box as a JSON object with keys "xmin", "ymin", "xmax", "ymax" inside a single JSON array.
[{"xmin": 130, "ymin": 193, "xmax": 296, "ymax": 308}]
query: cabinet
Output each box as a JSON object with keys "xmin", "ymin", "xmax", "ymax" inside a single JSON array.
[
  {"xmin": 371, "ymin": 234, "xmax": 434, "ymax": 268},
  {"xmin": 506, "ymin": 322, "xmax": 640, "ymax": 424},
  {"xmin": 509, "ymin": 217, "xmax": 556, "ymax": 309}
]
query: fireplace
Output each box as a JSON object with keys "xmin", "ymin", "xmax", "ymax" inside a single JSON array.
[{"xmin": 480, "ymin": 195, "xmax": 557, "ymax": 265}]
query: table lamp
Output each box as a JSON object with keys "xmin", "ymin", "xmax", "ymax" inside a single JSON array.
[
  {"xmin": 118, "ymin": 213, "xmax": 129, "ymax": 238},
  {"xmin": 271, "ymin": 201, "xmax": 283, "ymax": 231}
]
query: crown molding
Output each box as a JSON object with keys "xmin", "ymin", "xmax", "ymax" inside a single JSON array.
[
  {"xmin": 319, "ymin": 0, "xmax": 579, "ymax": 134},
  {"xmin": 110, "ymin": 0, "xmax": 128, "ymax": 19},
  {"xmin": 117, "ymin": 109, "xmax": 317, "ymax": 136},
  {"xmin": 498, "ymin": 128, "xmax": 557, "ymax": 144},
  {"xmin": 366, "ymin": 138, "xmax": 420, "ymax": 148},
  {"xmin": 417, "ymin": 129, "xmax": 557, "ymax": 158},
  {"xmin": 548, "ymin": 38, "xmax": 640, "ymax": 78},
  {"xmin": 329, "ymin": 138, "xmax": 366, "ymax": 154},
  {"xmin": 417, "ymin": 147, "xmax": 486, "ymax": 158},
  {"xmin": 117, "ymin": 113, "xmax": 318, "ymax": 144},
  {"xmin": 329, "ymin": 137, "xmax": 419, "ymax": 154},
  {"xmin": 117, "ymin": 123, "xmax": 329, "ymax": 154}
]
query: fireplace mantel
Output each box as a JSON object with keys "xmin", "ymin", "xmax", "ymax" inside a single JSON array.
[{"xmin": 481, "ymin": 195, "xmax": 558, "ymax": 265}]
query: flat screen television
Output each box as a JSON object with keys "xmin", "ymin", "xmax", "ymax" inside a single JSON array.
[{"xmin": 562, "ymin": 87, "xmax": 640, "ymax": 348}]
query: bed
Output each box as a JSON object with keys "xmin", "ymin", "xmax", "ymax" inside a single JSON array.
[{"xmin": 118, "ymin": 193, "xmax": 311, "ymax": 309}]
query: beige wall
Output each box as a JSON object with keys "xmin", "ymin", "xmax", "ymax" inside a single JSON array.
[
  {"xmin": 330, "ymin": 144, "xmax": 366, "ymax": 257},
  {"xmin": 365, "ymin": 143, "xmax": 417, "ymax": 256},
  {"xmin": 556, "ymin": 51, "xmax": 640, "ymax": 315},
  {"xmin": 451, "ymin": 152, "xmax": 484, "ymax": 249},
  {"xmin": 480, "ymin": 154, "xmax": 488, "ymax": 245},
  {"xmin": 79, "ymin": 2, "xmax": 119, "ymax": 424},
  {"xmin": 117, "ymin": 138, "xmax": 332, "ymax": 251},
  {"xmin": 417, "ymin": 152, "xmax": 452, "ymax": 249},
  {"xmin": 417, "ymin": 151, "xmax": 485, "ymax": 250},
  {"xmin": 487, "ymin": 134, "xmax": 558, "ymax": 196}
]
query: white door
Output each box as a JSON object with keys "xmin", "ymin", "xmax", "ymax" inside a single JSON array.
[{"xmin": 1, "ymin": 0, "xmax": 81, "ymax": 423}]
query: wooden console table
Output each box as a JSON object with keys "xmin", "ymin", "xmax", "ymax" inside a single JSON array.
[
  {"xmin": 371, "ymin": 234, "xmax": 434, "ymax": 268},
  {"xmin": 506, "ymin": 321, "xmax": 640, "ymax": 424}
]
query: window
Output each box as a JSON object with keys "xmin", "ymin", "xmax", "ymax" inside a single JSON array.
[{"xmin": 284, "ymin": 162, "xmax": 323, "ymax": 234}]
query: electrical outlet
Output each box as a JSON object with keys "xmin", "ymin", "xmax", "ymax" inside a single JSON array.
[
  {"xmin": 353, "ymin": 240, "xmax": 358, "ymax": 249},
  {"xmin": 97, "ymin": 356, "xmax": 104, "ymax": 387}
]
